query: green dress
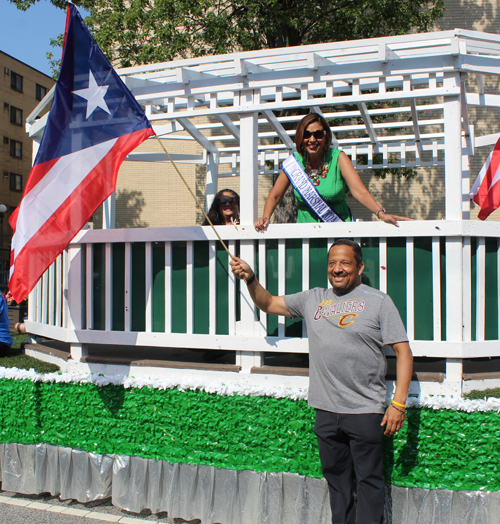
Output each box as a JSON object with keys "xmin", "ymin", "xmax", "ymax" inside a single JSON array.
[{"xmin": 292, "ymin": 148, "xmax": 352, "ymax": 223}]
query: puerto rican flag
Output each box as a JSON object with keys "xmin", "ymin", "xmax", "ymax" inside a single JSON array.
[
  {"xmin": 8, "ymin": 3, "xmax": 154, "ymax": 303},
  {"xmin": 470, "ymin": 137, "xmax": 500, "ymax": 220}
]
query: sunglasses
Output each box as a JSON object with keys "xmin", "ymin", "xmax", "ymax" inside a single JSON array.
[
  {"xmin": 303, "ymin": 129, "xmax": 326, "ymax": 140},
  {"xmin": 220, "ymin": 196, "xmax": 236, "ymax": 204}
]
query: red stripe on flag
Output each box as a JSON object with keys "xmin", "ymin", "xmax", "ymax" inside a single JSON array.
[
  {"xmin": 473, "ymin": 139, "xmax": 500, "ymax": 220},
  {"xmin": 8, "ymin": 157, "xmax": 60, "ymax": 230},
  {"xmin": 62, "ymin": 3, "xmax": 71, "ymax": 59},
  {"xmin": 476, "ymin": 178, "xmax": 500, "ymax": 220},
  {"xmin": 8, "ymin": 128, "xmax": 154, "ymax": 302}
]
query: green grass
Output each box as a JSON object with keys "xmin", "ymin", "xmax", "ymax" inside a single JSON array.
[
  {"xmin": 1, "ymin": 332, "xmax": 60, "ymax": 374},
  {"xmin": 11, "ymin": 332, "xmax": 28, "ymax": 350},
  {"xmin": 465, "ymin": 388, "xmax": 500, "ymax": 400}
]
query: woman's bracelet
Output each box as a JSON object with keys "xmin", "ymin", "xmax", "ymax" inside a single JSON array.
[
  {"xmin": 262, "ymin": 217, "xmax": 270, "ymax": 222},
  {"xmin": 391, "ymin": 399, "xmax": 406, "ymax": 408},
  {"xmin": 374, "ymin": 208, "xmax": 386, "ymax": 219}
]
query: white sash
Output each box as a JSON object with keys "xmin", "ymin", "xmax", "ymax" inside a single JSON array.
[{"xmin": 282, "ymin": 154, "xmax": 344, "ymax": 223}]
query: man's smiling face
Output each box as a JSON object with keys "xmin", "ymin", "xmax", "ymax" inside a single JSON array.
[{"xmin": 327, "ymin": 244, "xmax": 364, "ymax": 294}]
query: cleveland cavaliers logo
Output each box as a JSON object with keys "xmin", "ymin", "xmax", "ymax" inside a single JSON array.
[
  {"xmin": 313, "ymin": 298, "xmax": 365, "ymax": 327},
  {"xmin": 338, "ymin": 313, "xmax": 358, "ymax": 327}
]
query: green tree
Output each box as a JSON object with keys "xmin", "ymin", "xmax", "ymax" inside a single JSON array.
[{"xmin": 11, "ymin": 0, "xmax": 444, "ymax": 68}]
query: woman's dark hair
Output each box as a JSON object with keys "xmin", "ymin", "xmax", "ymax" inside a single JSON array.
[
  {"xmin": 295, "ymin": 113, "xmax": 332, "ymax": 157},
  {"xmin": 202, "ymin": 189, "xmax": 240, "ymax": 225}
]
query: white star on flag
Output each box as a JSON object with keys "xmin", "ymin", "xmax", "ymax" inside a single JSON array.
[{"xmin": 72, "ymin": 69, "xmax": 111, "ymax": 119}]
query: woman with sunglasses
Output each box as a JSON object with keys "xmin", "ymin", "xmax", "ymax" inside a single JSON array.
[
  {"xmin": 203, "ymin": 189, "xmax": 240, "ymax": 226},
  {"xmin": 254, "ymin": 113, "xmax": 409, "ymax": 231}
]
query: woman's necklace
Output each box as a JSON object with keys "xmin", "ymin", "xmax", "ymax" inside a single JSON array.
[{"xmin": 305, "ymin": 159, "xmax": 328, "ymax": 186}]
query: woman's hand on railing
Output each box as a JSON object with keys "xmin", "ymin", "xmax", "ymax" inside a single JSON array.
[
  {"xmin": 230, "ymin": 256, "xmax": 253, "ymax": 282},
  {"xmin": 378, "ymin": 212, "xmax": 413, "ymax": 227},
  {"xmin": 254, "ymin": 216, "xmax": 270, "ymax": 232}
]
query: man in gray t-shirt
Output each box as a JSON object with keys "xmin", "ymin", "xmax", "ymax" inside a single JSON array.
[{"xmin": 230, "ymin": 239, "xmax": 413, "ymax": 524}]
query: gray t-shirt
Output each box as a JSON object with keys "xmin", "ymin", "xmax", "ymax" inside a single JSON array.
[{"xmin": 284, "ymin": 283, "xmax": 408, "ymax": 414}]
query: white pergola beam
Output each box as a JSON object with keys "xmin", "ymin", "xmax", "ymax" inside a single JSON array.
[
  {"xmin": 262, "ymin": 110, "xmax": 296, "ymax": 151},
  {"xmin": 460, "ymin": 76, "xmax": 471, "ymax": 143},
  {"xmin": 134, "ymin": 85, "xmax": 459, "ymax": 124},
  {"xmin": 26, "ymin": 84, "xmax": 55, "ymax": 124},
  {"xmin": 358, "ymin": 102, "xmax": 378, "ymax": 145},
  {"xmin": 177, "ymin": 117, "xmax": 219, "ymax": 153},
  {"xmin": 234, "ymin": 58, "xmax": 272, "ymax": 76},
  {"xmin": 378, "ymin": 43, "xmax": 399, "ymax": 63},
  {"xmin": 126, "ymin": 153, "xmax": 205, "ymax": 163},
  {"xmin": 474, "ymin": 133, "xmax": 500, "ymax": 148},
  {"xmin": 176, "ymin": 68, "xmax": 216, "ymax": 84},
  {"xmin": 218, "ymin": 114, "xmax": 241, "ymax": 141},
  {"xmin": 307, "ymin": 53, "xmax": 335, "ymax": 70},
  {"xmin": 311, "ymin": 107, "xmax": 340, "ymax": 148},
  {"xmin": 409, "ymin": 100, "xmax": 423, "ymax": 153},
  {"xmin": 153, "ymin": 121, "xmax": 182, "ymax": 136}
]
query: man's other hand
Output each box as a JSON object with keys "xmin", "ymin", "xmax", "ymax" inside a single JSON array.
[{"xmin": 381, "ymin": 404, "xmax": 406, "ymax": 436}]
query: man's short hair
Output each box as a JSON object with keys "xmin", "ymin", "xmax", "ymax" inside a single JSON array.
[{"xmin": 329, "ymin": 239, "xmax": 363, "ymax": 265}]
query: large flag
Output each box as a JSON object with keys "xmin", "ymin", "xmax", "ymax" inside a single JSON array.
[
  {"xmin": 470, "ymin": 137, "xmax": 500, "ymax": 220},
  {"xmin": 9, "ymin": 3, "xmax": 154, "ymax": 303}
]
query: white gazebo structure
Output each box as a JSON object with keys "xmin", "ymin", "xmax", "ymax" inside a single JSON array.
[{"xmin": 25, "ymin": 29, "xmax": 500, "ymax": 398}]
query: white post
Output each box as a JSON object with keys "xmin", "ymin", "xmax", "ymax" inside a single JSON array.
[
  {"xmin": 443, "ymin": 77, "xmax": 464, "ymax": 394},
  {"xmin": 462, "ymin": 148, "xmax": 471, "ymax": 220},
  {"xmin": 102, "ymin": 192, "xmax": 116, "ymax": 229},
  {"xmin": 443, "ymin": 74, "xmax": 463, "ymax": 221},
  {"xmin": 206, "ymin": 152, "xmax": 218, "ymax": 211},
  {"xmin": 67, "ymin": 245, "xmax": 88, "ymax": 361},
  {"xmin": 31, "ymin": 136, "xmax": 41, "ymax": 163},
  {"xmin": 237, "ymin": 111, "xmax": 261, "ymax": 372},
  {"xmin": 239, "ymin": 111, "xmax": 258, "ymax": 224}
]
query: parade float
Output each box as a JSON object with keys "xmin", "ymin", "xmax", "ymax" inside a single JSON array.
[{"xmin": 3, "ymin": 29, "xmax": 500, "ymax": 523}]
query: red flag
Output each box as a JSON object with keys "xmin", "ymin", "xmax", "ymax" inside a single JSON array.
[
  {"xmin": 8, "ymin": 4, "xmax": 154, "ymax": 303},
  {"xmin": 470, "ymin": 137, "xmax": 500, "ymax": 220}
]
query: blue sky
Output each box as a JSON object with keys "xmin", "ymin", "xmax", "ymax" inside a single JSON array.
[{"xmin": 1, "ymin": 1, "xmax": 88, "ymax": 77}]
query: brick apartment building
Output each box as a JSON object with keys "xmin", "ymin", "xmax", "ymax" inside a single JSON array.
[{"xmin": 0, "ymin": 51, "xmax": 54, "ymax": 291}]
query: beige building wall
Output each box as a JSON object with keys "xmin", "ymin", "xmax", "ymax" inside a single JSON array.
[
  {"xmin": 0, "ymin": 51, "xmax": 54, "ymax": 289},
  {"xmin": 114, "ymin": 135, "xmax": 202, "ymax": 229}
]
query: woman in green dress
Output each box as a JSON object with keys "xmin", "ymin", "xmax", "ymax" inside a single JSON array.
[{"xmin": 254, "ymin": 113, "xmax": 409, "ymax": 230}]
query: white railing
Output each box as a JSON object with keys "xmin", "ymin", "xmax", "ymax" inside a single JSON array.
[{"xmin": 26, "ymin": 220, "xmax": 500, "ymax": 388}]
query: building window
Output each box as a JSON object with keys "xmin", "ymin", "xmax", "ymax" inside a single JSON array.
[
  {"xmin": 36, "ymin": 84, "xmax": 48, "ymax": 101},
  {"xmin": 11, "ymin": 72, "xmax": 23, "ymax": 93},
  {"xmin": 10, "ymin": 140, "xmax": 22, "ymax": 158},
  {"xmin": 10, "ymin": 173, "xmax": 22, "ymax": 192},
  {"xmin": 10, "ymin": 106, "xmax": 22, "ymax": 126},
  {"xmin": 3, "ymin": 137, "xmax": 8, "ymax": 144}
]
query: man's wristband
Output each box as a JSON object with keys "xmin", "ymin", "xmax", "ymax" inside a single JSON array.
[{"xmin": 245, "ymin": 274, "xmax": 256, "ymax": 285}]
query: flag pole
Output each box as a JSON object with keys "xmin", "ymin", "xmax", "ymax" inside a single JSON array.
[{"xmin": 154, "ymin": 135, "xmax": 234, "ymax": 259}]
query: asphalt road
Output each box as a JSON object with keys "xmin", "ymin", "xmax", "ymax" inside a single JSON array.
[{"xmin": 0, "ymin": 491, "xmax": 202, "ymax": 524}]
